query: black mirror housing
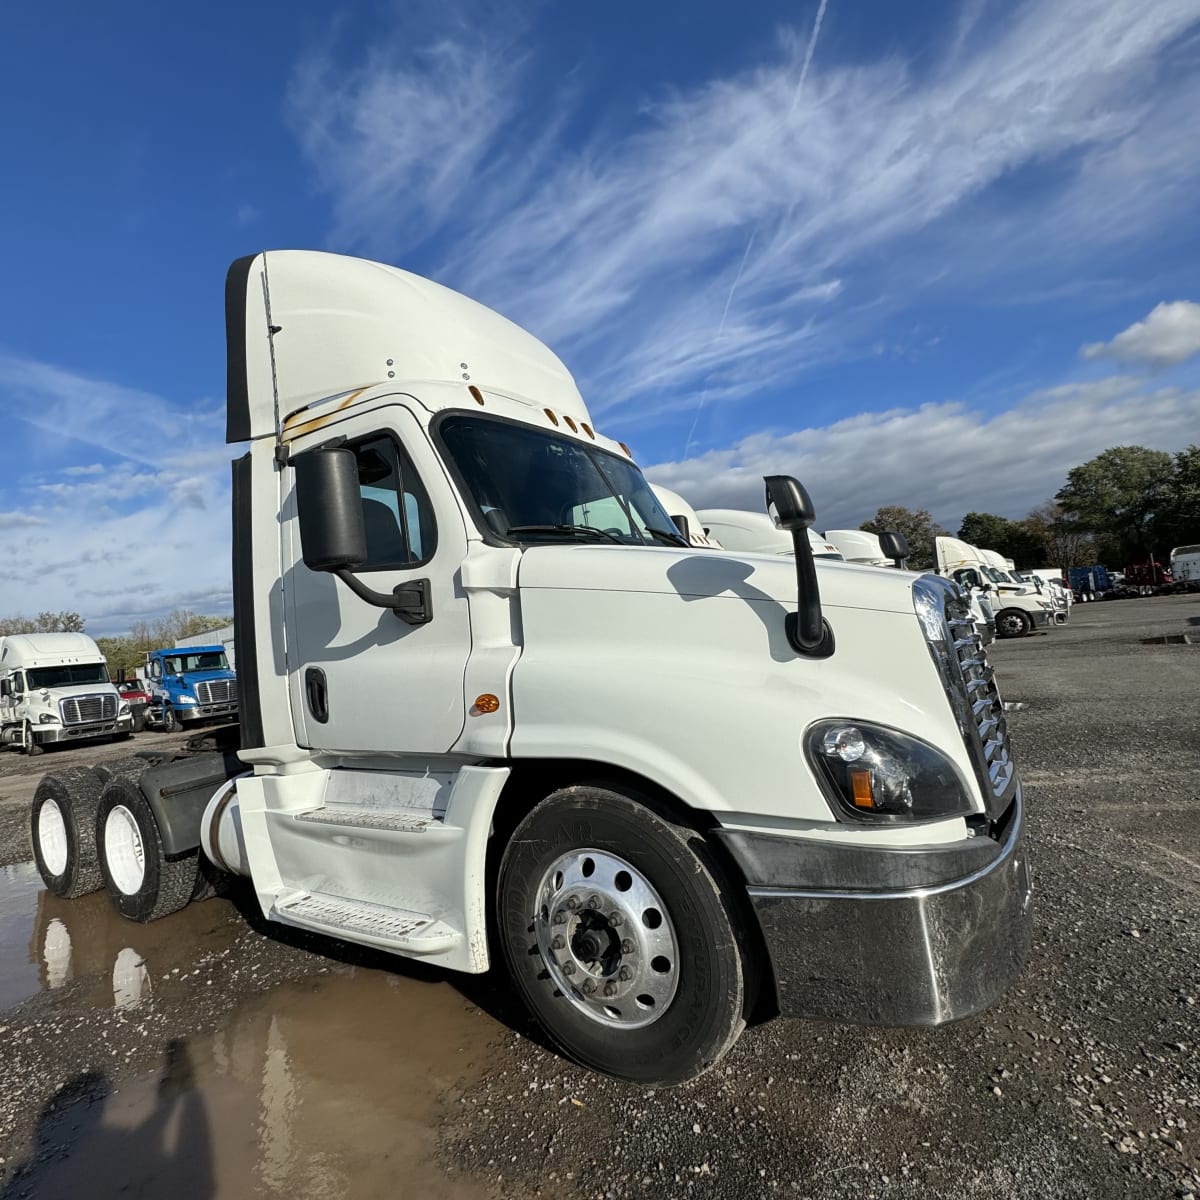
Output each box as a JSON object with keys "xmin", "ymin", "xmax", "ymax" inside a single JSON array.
[
  {"xmin": 294, "ymin": 447, "xmax": 368, "ymax": 572},
  {"xmin": 878, "ymin": 530, "xmax": 909, "ymax": 569},
  {"xmin": 670, "ymin": 513, "xmax": 691, "ymax": 541},
  {"xmin": 764, "ymin": 475, "xmax": 815, "ymax": 532}
]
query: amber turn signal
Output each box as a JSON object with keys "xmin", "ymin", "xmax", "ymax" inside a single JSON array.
[
  {"xmin": 849, "ymin": 769, "xmax": 875, "ymax": 808},
  {"xmin": 473, "ymin": 694, "xmax": 500, "ymax": 714}
]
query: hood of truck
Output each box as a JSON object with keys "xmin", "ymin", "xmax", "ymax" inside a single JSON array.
[
  {"xmin": 507, "ymin": 544, "xmax": 986, "ymax": 829},
  {"xmin": 515, "ymin": 544, "xmax": 918, "ymax": 614}
]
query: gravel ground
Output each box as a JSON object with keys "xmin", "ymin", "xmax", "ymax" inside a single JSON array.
[{"xmin": 0, "ymin": 596, "xmax": 1197, "ymax": 1199}]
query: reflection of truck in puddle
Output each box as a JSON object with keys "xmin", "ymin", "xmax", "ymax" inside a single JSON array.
[{"xmin": 28, "ymin": 250, "xmax": 1031, "ymax": 1084}]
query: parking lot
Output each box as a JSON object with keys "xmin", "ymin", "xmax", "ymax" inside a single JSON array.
[{"xmin": 0, "ymin": 595, "xmax": 1197, "ymax": 1200}]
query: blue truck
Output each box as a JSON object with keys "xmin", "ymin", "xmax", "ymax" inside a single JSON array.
[
  {"xmin": 1067, "ymin": 565, "xmax": 1111, "ymax": 601},
  {"xmin": 144, "ymin": 645, "xmax": 238, "ymax": 732}
]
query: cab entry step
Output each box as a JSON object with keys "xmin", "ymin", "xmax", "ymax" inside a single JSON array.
[
  {"xmin": 271, "ymin": 891, "xmax": 461, "ymax": 955},
  {"xmin": 293, "ymin": 806, "xmax": 433, "ymax": 833}
]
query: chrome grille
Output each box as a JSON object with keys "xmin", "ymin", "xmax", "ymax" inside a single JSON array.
[
  {"xmin": 195, "ymin": 679, "xmax": 236, "ymax": 705},
  {"xmin": 914, "ymin": 577, "xmax": 1016, "ymax": 816},
  {"xmin": 59, "ymin": 694, "xmax": 117, "ymax": 725}
]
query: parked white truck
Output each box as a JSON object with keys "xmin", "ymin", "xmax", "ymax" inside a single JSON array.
[
  {"xmin": 694, "ymin": 507, "xmax": 844, "ymax": 558},
  {"xmin": 1170, "ymin": 544, "xmax": 1200, "ymax": 584},
  {"xmin": 28, "ymin": 251, "xmax": 1031, "ymax": 1084},
  {"xmin": 936, "ymin": 537, "xmax": 1055, "ymax": 639},
  {"xmin": 979, "ymin": 549, "xmax": 1069, "ymax": 626},
  {"xmin": 1, "ymin": 633, "xmax": 132, "ymax": 755}
]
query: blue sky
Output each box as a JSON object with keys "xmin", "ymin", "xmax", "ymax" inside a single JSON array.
[{"xmin": 2, "ymin": 0, "xmax": 1199, "ymax": 633}]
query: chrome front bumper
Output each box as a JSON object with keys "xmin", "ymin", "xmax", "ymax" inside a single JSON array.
[
  {"xmin": 718, "ymin": 793, "xmax": 1032, "ymax": 1026},
  {"xmin": 38, "ymin": 714, "xmax": 133, "ymax": 743}
]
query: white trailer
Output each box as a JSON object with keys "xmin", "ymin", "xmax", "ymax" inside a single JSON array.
[
  {"xmin": 29, "ymin": 251, "xmax": 1031, "ymax": 1085},
  {"xmin": 1170, "ymin": 544, "xmax": 1200, "ymax": 583},
  {"xmin": 0, "ymin": 633, "xmax": 132, "ymax": 756}
]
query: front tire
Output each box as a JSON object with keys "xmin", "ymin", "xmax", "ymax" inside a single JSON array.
[
  {"xmin": 96, "ymin": 777, "xmax": 199, "ymax": 922},
  {"xmin": 498, "ymin": 785, "xmax": 748, "ymax": 1085},
  {"xmin": 161, "ymin": 706, "xmax": 180, "ymax": 734},
  {"xmin": 996, "ymin": 608, "xmax": 1033, "ymax": 638},
  {"xmin": 31, "ymin": 768, "xmax": 104, "ymax": 897},
  {"xmin": 22, "ymin": 720, "xmax": 44, "ymax": 756}
]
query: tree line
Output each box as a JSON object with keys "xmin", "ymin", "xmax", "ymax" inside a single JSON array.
[
  {"xmin": 860, "ymin": 444, "xmax": 1199, "ymax": 571},
  {"xmin": 0, "ymin": 609, "xmax": 231, "ymax": 678}
]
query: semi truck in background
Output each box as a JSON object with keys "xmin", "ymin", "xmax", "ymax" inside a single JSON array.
[
  {"xmin": 936, "ymin": 537, "xmax": 1056, "ymax": 639},
  {"xmin": 978, "ymin": 550, "xmax": 1068, "ymax": 626},
  {"xmin": 1068, "ymin": 565, "xmax": 1111, "ymax": 602},
  {"xmin": 142, "ymin": 645, "xmax": 238, "ymax": 732},
  {"xmin": 28, "ymin": 250, "xmax": 1031, "ymax": 1085},
  {"xmin": 648, "ymin": 484, "xmax": 723, "ymax": 548},
  {"xmin": 692, "ymin": 508, "xmax": 844, "ymax": 558},
  {"xmin": 1169, "ymin": 544, "xmax": 1200, "ymax": 586},
  {"xmin": 0, "ymin": 633, "xmax": 133, "ymax": 754}
]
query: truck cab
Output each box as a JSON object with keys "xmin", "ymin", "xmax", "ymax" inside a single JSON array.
[
  {"xmin": 144, "ymin": 646, "xmax": 238, "ymax": 732},
  {"xmin": 936, "ymin": 537, "xmax": 1055, "ymax": 639},
  {"xmin": 28, "ymin": 250, "xmax": 1032, "ymax": 1085},
  {"xmin": 694, "ymin": 507, "xmax": 844, "ymax": 558},
  {"xmin": 0, "ymin": 633, "xmax": 132, "ymax": 753}
]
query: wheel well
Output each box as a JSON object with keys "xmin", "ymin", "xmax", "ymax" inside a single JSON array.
[{"xmin": 489, "ymin": 759, "xmax": 779, "ymax": 1023}]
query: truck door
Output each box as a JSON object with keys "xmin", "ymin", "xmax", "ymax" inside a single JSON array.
[{"xmin": 282, "ymin": 401, "xmax": 471, "ymax": 754}]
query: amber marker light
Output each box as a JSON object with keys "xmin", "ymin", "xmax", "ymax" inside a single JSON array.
[
  {"xmin": 849, "ymin": 769, "xmax": 875, "ymax": 809},
  {"xmin": 469, "ymin": 385, "xmax": 485, "ymax": 405},
  {"xmin": 544, "ymin": 408, "xmax": 559, "ymax": 426},
  {"xmin": 473, "ymin": 694, "xmax": 500, "ymax": 714}
]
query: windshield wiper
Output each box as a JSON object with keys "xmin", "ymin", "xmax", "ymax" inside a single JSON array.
[
  {"xmin": 505, "ymin": 524, "xmax": 624, "ymax": 544},
  {"xmin": 643, "ymin": 527, "xmax": 689, "ymax": 547}
]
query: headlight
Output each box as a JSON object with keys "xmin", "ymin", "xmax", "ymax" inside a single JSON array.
[
  {"xmin": 805, "ymin": 720, "xmax": 975, "ymax": 823},
  {"xmin": 119, "ymin": 702, "xmax": 130, "ymax": 715},
  {"xmin": 176, "ymin": 695, "xmax": 197, "ymax": 705},
  {"xmin": 38, "ymin": 713, "xmax": 59, "ymax": 724}
]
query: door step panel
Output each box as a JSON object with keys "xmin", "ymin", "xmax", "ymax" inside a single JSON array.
[
  {"xmin": 293, "ymin": 806, "xmax": 434, "ymax": 834},
  {"xmin": 271, "ymin": 891, "xmax": 461, "ymax": 955}
]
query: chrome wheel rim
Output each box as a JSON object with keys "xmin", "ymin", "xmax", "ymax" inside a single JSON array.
[
  {"xmin": 38, "ymin": 799, "xmax": 69, "ymax": 876},
  {"xmin": 105, "ymin": 804, "xmax": 146, "ymax": 895},
  {"xmin": 534, "ymin": 848, "xmax": 679, "ymax": 1029}
]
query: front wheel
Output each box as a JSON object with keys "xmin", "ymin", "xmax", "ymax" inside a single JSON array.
[
  {"xmin": 996, "ymin": 608, "xmax": 1033, "ymax": 638},
  {"xmin": 22, "ymin": 720, "xmax": 44, "ymax": 756},
  {"xmin": 96, "ymin": 777, "xmax": 199, "ymax": 922},
  {"xmin": 161, "ymin": 706, "xmax": 180, "ymax": 734},
  {"xmin": 497, "ymin": 785, "xmax": 748, "ymax": 1085}
]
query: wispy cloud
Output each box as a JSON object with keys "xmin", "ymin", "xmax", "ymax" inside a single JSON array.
[
  {"xmin": 0, "ymin": 354, "xmax": 231, "ymax": 635},
  {"xmin": 645, "ymin": 374, "xmax": 1200, "ymax": 531},
  {"xmin": 288, "ymin": 0, "xmax": 1200, "ymax": 416},
  {"xmin": 1082, "ymin": 300, "xmax": 1200, "ymax": 369}
]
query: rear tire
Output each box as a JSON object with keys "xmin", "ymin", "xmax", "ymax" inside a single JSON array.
[
  {"xmin": 96, "ymin": 777, "xmax": 199, "ymax": 922},
  {"xmin": 996, "ymin": 609, "xmax": 1033, "ymax": 638},
  {"xmin": 497, "ymin": 785, "xmax": 748, "ymax": 1085},
  {"xmin": 31, "ymin": 768, "xmax": 104, "ymax": 897}
]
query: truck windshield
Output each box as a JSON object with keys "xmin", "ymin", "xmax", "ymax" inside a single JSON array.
[
  {"xmin": 439, "ymin": 415, "xmax": 686, "ymax": 546},
  {"xmin": 982, "ymin": 568, "xmax": 1011, "ymax": 584},
  {"xmin": 162, "ymin": 652, "xmax": 229, "ymax": 674},
  {"xmin": 26, "ymin": 663, "xmax": 110, "ymax": 688}
]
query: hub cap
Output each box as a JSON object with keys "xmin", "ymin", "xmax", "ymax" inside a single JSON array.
[
  {"xmin": 105, "ymin": 805, "xmax": 146, "ymax": 895},
  {"xmin": 534, "ymin": 848, "xmax": 679, "ymax": 1029},
  {"xmin": 38, "ymin": 799, "xmax": 68, "ymax": 877}
]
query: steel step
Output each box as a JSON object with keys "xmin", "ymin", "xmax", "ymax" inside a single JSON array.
[
  {"xmin": 271, "ymin": 892, "xmax": 461, "ymax": 954},
  {"xmin": 293, "ymin": 806, "xmax": 433, "ymax": 833}
]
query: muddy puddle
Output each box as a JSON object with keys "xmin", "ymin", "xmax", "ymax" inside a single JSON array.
[
  {"xmin": 0, "ymin": 865, "xmax": 512, "ymax": 1198},
  {"xmin": 0, "ymin": 861, "xmax": 244, "ymax": 1012}
]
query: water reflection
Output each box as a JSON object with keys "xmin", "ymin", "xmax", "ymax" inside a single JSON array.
[{"xmin": 3, "ymin": 971, "xmax": 505, "ymax": 1199}]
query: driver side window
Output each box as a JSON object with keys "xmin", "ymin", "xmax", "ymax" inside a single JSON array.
[{"xmin": 349, "ymin": 434, "xmax": 438, "ymax": 570}]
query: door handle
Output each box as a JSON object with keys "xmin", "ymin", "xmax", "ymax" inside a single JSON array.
[{"xmin": 305, "ymin": 667, "xmax": 329, "ymax": 724}]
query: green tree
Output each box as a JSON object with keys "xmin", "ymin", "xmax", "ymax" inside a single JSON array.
[
  {"xmin": 94, "ymin": 636, "xmax": 145, "ymax": 680},
  {"xmin": 0, "ymin": 611, "xmax": 86, "ymax": 635},
  {"xmin": 1156, "ymin": 444, "xmax": 1200, "ymax": 552},
  {"xmin": 957, "ymin": 512, "xmax": 1013, "ymax": 550},
  {"xmin": 955, "ymin": 512, "xmax": 1049, "ymax": 569},
  {"xmin": 860, "ymin": 506, "xmax": 947, "ymax": 570},
  {"xmin": 1025, "ymin": 502, "xmax": 1096, "ymax": 570},
  {"xmin": 1055, "ymin": 445, "xmax": 1173, "ymax": 562}
]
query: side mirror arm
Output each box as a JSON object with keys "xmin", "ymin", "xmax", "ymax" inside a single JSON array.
[
  {"xmin": 334, "ymin": 570, "xmax": 433, "ymax": 626},
  {"xmin": 763, "ymin": 475, "xmax": 833, "ymax": 658}
]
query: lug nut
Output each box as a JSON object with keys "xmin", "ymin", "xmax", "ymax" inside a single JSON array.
[
  {"xmin": 609, "ymin": 912, "xmax": 624, "ymax": 926},
  {"xmin": 551, "ymin": 935, "xmax": 565, "ymax": 950},
  {"xmin": 562, "ymin": 962, "xmax": 575, "ymax": 976},
  {"xmin": 618, "ymin": 965, "xmax": 633, "ymax": 981},
  {"xmin": 588, "ymin": 894, "xmax": 601, "ymax": 909},
  {"xmin": 566, "ymin": 896, "xmax": 580, "ymax": 911},
  {"xmin": 603, "ymin": 982, "xmax": 617, "ymax": 997},
  {"xmin": 620, "ymin": 938, "xmax": 635, "ymax": 955},
  {"xmin": 582, "ymin": 979, "xmax": 597, "ymax": 995},
  {"xmin": 552, "ymin": 911, "xmax": 568, "ymax": 926}
]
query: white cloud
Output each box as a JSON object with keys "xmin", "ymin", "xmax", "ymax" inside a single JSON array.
[
  {"xmin": 644, "ymin": 376, "xmax": 1200, "ymax": 531},
  {"xmin": 235, "ymin": 203, "xmax": 259, "ymax": 226},
  {"xmin": 1081, "ymin": 300, "xmax": 1200, "ymax": 369},
  {"xmin": 0, "ymin": 354, "xmax": 231, "ymax": 636},
  {"xmin": 288, "ymin": 0, "xmax": 1200, "ymax": 413}
]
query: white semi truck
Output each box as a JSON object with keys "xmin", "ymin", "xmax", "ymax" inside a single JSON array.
[
  {"xmin": 1170, "ymin": 544, "xmax": 1200, "ymax": 584},
  {"xmin": 1, "ymin": 633, "xmax": 133, "ymax": 755},
  {"xmin": 28, "ymin": 251, "xmax": 1031, "ymax": 1084},
  {"xmin": 936, "ymin": 537, "xmax": 1056, "ymax": 639},
  {"xmin": 694, "ymin": 507, "xmax": 844, "ymax": 558},
  {"xmin": 978, "ymin": 549, "xmax": 1069, "ymax": 626}
]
